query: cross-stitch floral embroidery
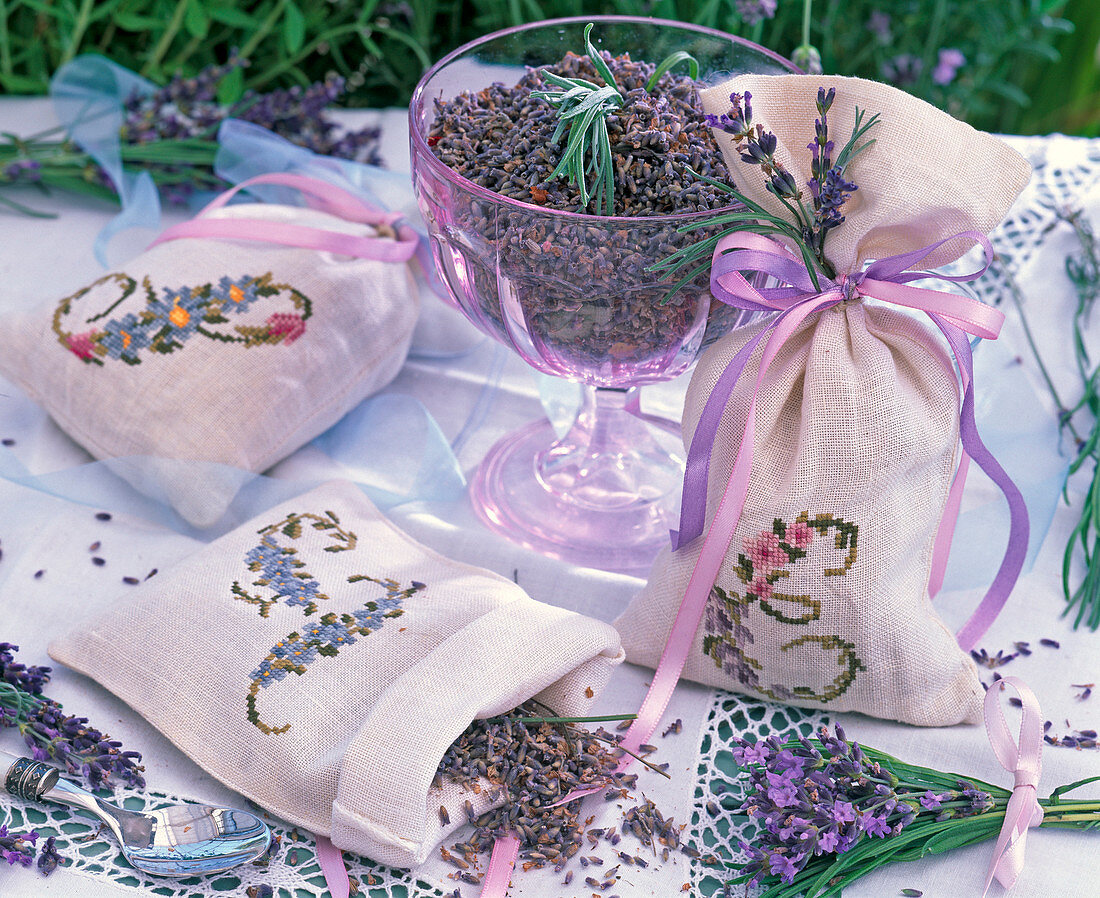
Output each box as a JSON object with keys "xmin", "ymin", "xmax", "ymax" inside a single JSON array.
[
  {"xmin": 233, "ymin": 509, "xmax": 426, "ymax": 735},
  {"xmin": 52, "ymin": 272, "xmax": 312, "ymax": 365},
  {"xmin": 247, "ymin": 575, "xmax": 424, "ymax": 735},
  {"xmin": 232, "ymin": 511, "xmax": 356, "ymax": 618},
  {"xmin": 702, "ymin": 512, "xmax": 865, "ymax": 703}
]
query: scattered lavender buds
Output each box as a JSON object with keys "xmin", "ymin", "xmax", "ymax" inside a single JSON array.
[
  {"xmin": 432, "ymin": 702, "xmax": 686, "ymax": 880},
  {"xmin": 0, "ymin": 823, "xmax": 37, "ymax": 868},
  {"xmin": 970, "ymin": 647, "xmax": 1017, "ymax": 669},
  {"xmin": 0, "ymin": 643, "xmax": 144, "ymax": 791},
  {"xmin": 35, "ymin": 836, "xmax": 62, "ymax": 875},
  {"xmin": 0, "ymin": 823, "xmax": 62, "ymax": 876}
]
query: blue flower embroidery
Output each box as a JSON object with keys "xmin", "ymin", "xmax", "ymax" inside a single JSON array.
[
  {"xmin": 147, "ymin": 285, "xmax": 204, "ymax": 346},
  {"xmin": 209, "ymin": 275, "xmax": 262, "ymax": 312},
  {"xmin": 100, "ymin": 313, "xmax": 153, "ymax": 363},
  {"xmin": 236, "ymin": 510, "xmax": 427, "ymax": 735},
  {"xmin": 54, "ymin": 272, "xmax": 313, "ymax": 366}
]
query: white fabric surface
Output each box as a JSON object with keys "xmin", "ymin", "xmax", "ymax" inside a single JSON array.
[{"xmin": 0, "ymin": 97, "xmax": 1097, "ymax": 898}]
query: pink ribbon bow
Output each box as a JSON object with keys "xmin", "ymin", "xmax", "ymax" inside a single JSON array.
[{"xmin": 982, "ymin": 675, "xmax": 1045, "ymax": 895}]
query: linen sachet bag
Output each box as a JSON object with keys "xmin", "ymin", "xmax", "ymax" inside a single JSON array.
[
  {"xmin": 614, "ymin": 75, "xmax": 1032, "ymax": 726},
  {"xmin": 0, "ymin": 173, "xmax": 421, "ymax": 528},
  {"xmin": 48, "ymin": 479, "xmax": 625, "ymax": 868}
]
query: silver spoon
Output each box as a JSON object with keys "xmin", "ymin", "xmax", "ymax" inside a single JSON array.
[{"xmin": 2, "ymin": 751, "xmax": 272, "ymax": 877}]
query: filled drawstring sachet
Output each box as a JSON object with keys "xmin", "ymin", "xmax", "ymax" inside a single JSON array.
[{"xmin": 615, "ymin": 73, "xmax": 1032, "ymax": 731}]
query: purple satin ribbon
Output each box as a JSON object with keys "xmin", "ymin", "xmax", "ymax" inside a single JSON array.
[{"xmin": 673, "ymin": 231, "xmax": 1029, "ymax": 651}]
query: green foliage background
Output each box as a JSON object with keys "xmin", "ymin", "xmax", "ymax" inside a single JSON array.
[{"xmin": 0, "ymin": 0, "xmax": 1095, "ymax": 135}]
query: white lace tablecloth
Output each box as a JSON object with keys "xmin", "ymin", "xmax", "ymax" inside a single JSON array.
[{"xmin": 0, "ymin": 98, "xmax": 1098, "ymax": 898}]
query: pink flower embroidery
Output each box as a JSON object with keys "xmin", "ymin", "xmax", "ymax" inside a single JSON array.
[
  {"xmin": 748, "ymin": 576, "xmax": 773, "ymax": 600},
  {"xmin": 66, "ymin": 330, "xmax": 97, "ymax": 360},
  {"xmin": 787, "ymin": 520, "xmax": 813, "ymax": 549},
  {"xmin": 744, "ymin": 531, "xmax": 786, "ymax": 572},
  {"xmin": 266, "ymin": 312, "xmax": 306, "ymax": 345}
]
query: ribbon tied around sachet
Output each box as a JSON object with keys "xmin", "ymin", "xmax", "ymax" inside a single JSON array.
[{"xmin": 671, "ymin": 230, "xmax": 1029, "ymax": 653}]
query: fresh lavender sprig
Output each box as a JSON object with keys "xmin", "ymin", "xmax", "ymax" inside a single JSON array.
[
  {"xmin": 0, "ymin": 645, "xmax": 145, "ymax": 792},
  {"xmin": 723, "ymin": 724, "xmax": 1100, "ymax": 897},
  {"xmin": 0, "ymin": 642, "xmax": 51, "ymax": 695},
  {"xmin": 530, "ymin": 23, "xmax": 625, "ymax": 216},
  {"xmin": 1057, "ymin": 206, "xmax": 1100, "ymax": 630},
  {"xmin": 652, "ymin": 87, "xmax": 878, "ymax": 296},
  {"xmin": 705, "ymin": 86, "xmax": 878, "ymax": 279}
]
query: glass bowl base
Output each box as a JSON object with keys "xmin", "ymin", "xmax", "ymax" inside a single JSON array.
[{"xmin": 469, "ymin": 413, "xmax": 682, "ymax": 574}]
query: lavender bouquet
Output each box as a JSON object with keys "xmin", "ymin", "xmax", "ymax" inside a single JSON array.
[
  {"xmin": 0, "ymin": 55, "xmax": 381, "ymax": 215},
  {"xmin": 0, "ymin": 642, "xmax": 145, "ymax": 791},
  {"xmin": 725, "ymin": 724, "xmax": 1100, "ymax": 896}
]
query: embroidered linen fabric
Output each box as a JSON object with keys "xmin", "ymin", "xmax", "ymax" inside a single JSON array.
[
  {"xmin": 0, "ymin": 203, "xmax": 419, "ymax": 528},
  {"xmin": 616, "ymin": 303, "xmax": 983, "ymax": 725},
  {"xmin": 699, "ymin": 73, "xmax": 1032, "ymax": 274},
  {"xmin": 47, "ymin": 479, "xmax": 625, "ymax": 869},
  {"xmin": 614, "ymin": 76, "xmax": 1033, "ymax": 727}
]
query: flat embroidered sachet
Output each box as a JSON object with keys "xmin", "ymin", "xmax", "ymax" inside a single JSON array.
[
  {"xmin": 49, "ymin": 479, "xmax": 625, "ymax": 868},
  {"xmin": 0, "ymin": 175, "xmax": 421, "ymax": 528}
]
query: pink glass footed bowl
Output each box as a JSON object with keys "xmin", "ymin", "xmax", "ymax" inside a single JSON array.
[{"xmin": 410, "ymin": 16, "xmax": 795, "ymax": 573}]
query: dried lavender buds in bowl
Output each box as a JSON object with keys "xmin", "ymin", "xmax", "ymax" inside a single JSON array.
[
  {"xmin": 428, "ymin": 49, "xmax": 735, "ymax": 217},
  {"xmin": 409, "ymin": 18, "xmax": 795, "ymax": 569},
  {"xmin": 410, "ymin": 17, "xmax": 796, "ymax": 384}
]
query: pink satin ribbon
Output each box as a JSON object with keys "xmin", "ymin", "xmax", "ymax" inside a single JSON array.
[
  {"xmin": 314, "ymin": 834, "xmax": 351, "ymax": 898},
  {"xmin": 481, "ymin": 834, "xmax": 520, "ymax": 897},
  {"xmin": 313, "ymin": 832, "xmax": 518, "ymax": 898},
  {"xmin": 150, "ymin": 171, "xmax": 420, "ymax": 261},
  {"xmin": 982, "ymin": 675, "xmax": 1044, "ymax": 895}
]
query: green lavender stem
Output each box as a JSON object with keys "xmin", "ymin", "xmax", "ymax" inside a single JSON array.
[
  {"xmin": 994, "ymin": 252, "xmax": 1082, "ymax": 442},
  {"xmin": 1055, "ymin": 206, "xmax": 1100, "ymax": 629}
]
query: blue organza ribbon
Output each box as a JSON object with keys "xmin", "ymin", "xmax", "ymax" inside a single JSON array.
[
  {"xmin": 49, "ymin": 55, "xmax": 162, "ymax": 266},
  {"xmin": 0, "ymin": 391, "xmax": 465, "ymax": 542}
]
